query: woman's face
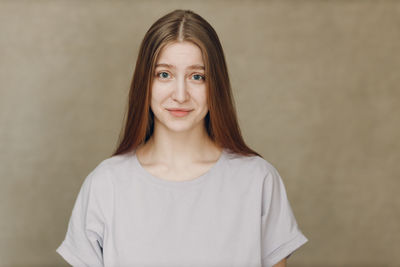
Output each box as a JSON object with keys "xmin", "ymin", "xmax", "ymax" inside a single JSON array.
[{"xmin": 150, "ymin": 41, "xmax": 208, "ymax": 134}]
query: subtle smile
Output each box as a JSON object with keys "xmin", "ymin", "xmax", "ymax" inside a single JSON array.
[{"xmin": 166, "ymin": 108, "xmax": 193, "ymax": 117}]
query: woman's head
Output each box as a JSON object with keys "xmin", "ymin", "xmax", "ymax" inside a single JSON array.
[
  {"xmin": 151, "ymin": 41, "xmax": 208, "ymax": 135},
  {"xmin": 112, "ymin": 9, "xmax": 261, "ymax": 158}
]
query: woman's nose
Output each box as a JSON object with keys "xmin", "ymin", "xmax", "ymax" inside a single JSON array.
[{"xmin": 172, "ymin": 76, "xmax": 189, "ymax": 103}]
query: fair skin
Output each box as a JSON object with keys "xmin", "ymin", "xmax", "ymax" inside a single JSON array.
[
  {"xmin": 274, "ymin": 258, "xmax": 287, "ymax": 267},
  {"xmin": 136, "ymin": 41, "xmax": 222, "ymax": 181},
  {"xmin": 136, "ymin": 40, "xmax": 287, "ymax": 267}
]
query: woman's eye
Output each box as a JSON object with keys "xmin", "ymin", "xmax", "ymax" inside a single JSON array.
[
  {"xmin": 157, "ymin": 72, "xmax": 170, "ymax": 79},
  {"xmin": 192, "ymin": 74, "xmax": 205, "ymax": 81}
]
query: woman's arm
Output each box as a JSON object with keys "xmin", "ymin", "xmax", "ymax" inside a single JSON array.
[{"xmin": 273, "ymin": 258, "xmax": 287, "ymax": 267}]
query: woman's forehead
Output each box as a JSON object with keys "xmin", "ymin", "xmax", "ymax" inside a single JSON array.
[{"xmin": 156, "ymin": 41, "xmax": 204, "ymax": 67}]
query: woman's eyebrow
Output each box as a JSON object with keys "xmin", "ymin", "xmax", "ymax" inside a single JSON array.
[
  {"xmin": 187, "ymin": 64, "xmax": 205, "ymax": 70},
  {"xmin": 155, "ymin": 63, "xmax": 205, "ymax": 70}
]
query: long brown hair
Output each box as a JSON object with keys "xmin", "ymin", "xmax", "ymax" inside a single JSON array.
[{"xmin": 111, "ymin": 9, "xmax": 262, "ymax": 158}]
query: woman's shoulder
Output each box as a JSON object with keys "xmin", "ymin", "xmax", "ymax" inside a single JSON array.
[
  {"xmin": 84, "ymin": 152, "xmax": 135, "ymax": 185},
  {"xmin": 224, "ymin": 149, "xmax": 279, "ymax": 178},
  {"xmin": 97, "ymin": 151, "xmax": 134, "ymax": 169}
]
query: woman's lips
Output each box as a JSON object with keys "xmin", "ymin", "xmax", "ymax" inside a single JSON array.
[{"xmin": 167, "ymin": 109, "xmax": 192, "ymax": 117}]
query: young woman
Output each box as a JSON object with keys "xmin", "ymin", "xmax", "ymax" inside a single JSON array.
[{"xmin": 57, "ymin": 9, "xmax": 308, "ymax": 267}]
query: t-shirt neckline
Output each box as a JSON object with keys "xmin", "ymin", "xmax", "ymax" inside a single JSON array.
[{"xmin": 132, "ymin": 148, "xmax": 227, "ymax": 188}]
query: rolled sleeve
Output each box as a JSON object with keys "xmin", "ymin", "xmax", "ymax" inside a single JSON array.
[
  {"xmin": 56, "ymin": 163, "xmax": 112, "ymax": 267},
  {"xmin": 260, "ymin": 164, "xmax": 308, "ymax": 267}
]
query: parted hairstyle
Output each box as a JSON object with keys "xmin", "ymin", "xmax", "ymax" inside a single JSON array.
[{"xmin": 111, "ymin": 9, "xmax": 261, "ymax": 158}]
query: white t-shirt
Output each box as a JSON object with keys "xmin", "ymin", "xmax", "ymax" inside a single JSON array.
[{"xmin": 56, "ymin": 148, "xmax": 308, "ymax": 267}]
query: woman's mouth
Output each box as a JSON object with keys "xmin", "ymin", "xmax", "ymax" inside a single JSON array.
[{"xmin": 167, "ymin": 109, "xmax": 192, "ymax": 117}]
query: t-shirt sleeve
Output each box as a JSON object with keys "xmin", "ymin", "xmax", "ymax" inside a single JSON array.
[
  {"xmin": 56, "ymin": 163, "xmax": 112, "ymax": 267},
  {"xmin": 260, "ymin": 163, "xmax": 308, "ymax": 267}
]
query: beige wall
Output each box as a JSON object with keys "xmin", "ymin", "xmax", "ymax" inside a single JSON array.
[{"xmin": 1, "ymin": 1, "xmax": 399, "ymax": 266}]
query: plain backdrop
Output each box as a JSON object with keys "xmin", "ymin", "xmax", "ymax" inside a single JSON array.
[{"xmin": 0, "ymin": 0, "xmax": 399, "ymax": 266}]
